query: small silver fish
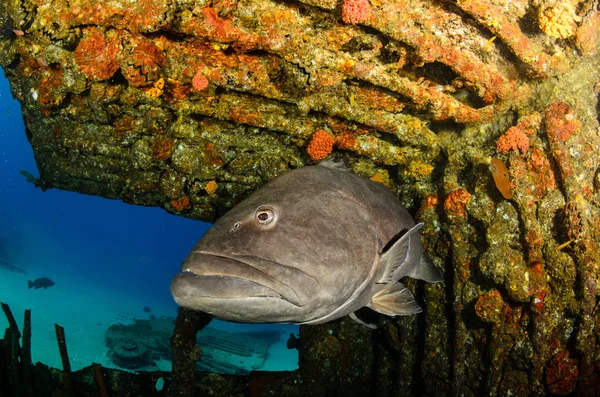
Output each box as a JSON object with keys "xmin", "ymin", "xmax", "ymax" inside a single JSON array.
[{"xmin": 171, "ymin": 160, "xmax": 442, "ymax": 327}]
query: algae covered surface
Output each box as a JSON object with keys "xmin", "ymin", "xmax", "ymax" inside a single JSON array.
[{"xmin": 1, "ymin": 0, "xmax": 599, "ymax": 395}]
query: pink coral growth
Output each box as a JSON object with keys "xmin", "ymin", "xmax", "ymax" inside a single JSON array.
[
  {"xmin": 192, "ymin": 70, "xmax": 209, "ymax": 91},
  {"xmin": 342, "ymin": 0, "xmax": 371, "ymax": 25},
  {"xmin": 497, "ymin": 126, "xmax": 529, "ymax": 154}
]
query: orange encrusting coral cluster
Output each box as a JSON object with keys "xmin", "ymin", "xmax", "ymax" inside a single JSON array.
[
  {"xmin": 171, "ymin": 196, "xmax": 190, "ymax": 212},
  {"xmin": 544, "ymin": 102, "xmax": 579, "ymax": 143},
  {"xmin": 334, "ymin": 132, "xmax": 357, "ymax": 150},
  {"xmin": 528, "ymin": 147, "xmax": 556, "ymax": 192},
  {"xmin": 74, "ymin": 29, "xmax": 121, "ymax": 81},
  {"xmin": 205, "ymin": 180, "xmax": 218, "ymax": 195},
  {"xmin": 496, "ymin": 113, "xmax": 541, "ymax": 154},
  {"xmin": 443, "ymin": 189, "xmax": 471, "ymax": 219},
  {"xmin": 120, "ymin": 37, "xmax": 166, "ymax": 87},
  {"xmin": 474, "ymin": 289, "xmax": 505, "ymax": 323},
  {"xmin": 496, "ymin": 127, "xmax": 530, "ymax": 154},
  {"xmin": 307, "ymin": 129, "xmax": 335, "ymax": 160},
  {"xmin": 368, "ymin": 169, "xmax": 393, "ymax": 189},
  {"xmin": 404, "ymin": 161, "xmax": 434, "ymax": 179}
]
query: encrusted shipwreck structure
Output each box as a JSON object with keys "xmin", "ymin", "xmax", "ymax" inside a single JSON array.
[{"xmin": 1, "ymin": 0, "xmax": 600, "ymax": 395}]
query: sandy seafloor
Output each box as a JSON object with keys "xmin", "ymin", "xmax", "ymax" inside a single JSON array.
[{"xmin": 0, "ymin": 266, "xmax": 298, "ymax": 373}]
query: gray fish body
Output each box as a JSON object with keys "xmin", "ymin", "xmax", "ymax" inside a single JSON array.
[
  {"xmin": 28, "ymin": 277, "xmax": 55, "ymax": 289},
  {"xmin": 171, "ymin": 161, "xmax": 442, "ymax": 326}
]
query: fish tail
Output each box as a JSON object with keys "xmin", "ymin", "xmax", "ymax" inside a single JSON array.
[{"xmin": 28, "ymin": 280, "xmax": 33, "ymax": 289}]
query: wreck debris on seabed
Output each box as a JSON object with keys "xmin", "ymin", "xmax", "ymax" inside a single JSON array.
[
  {"xmin": 1, "ymin": 301, "xmax": 164, "ymax": 397},
  {"xmin": 1, "ymin": 0, "xmax": 600, "ymax": 395},
  {"xmin": 0, "ymin": 302, "xmax": 372, "ymax": 397}
]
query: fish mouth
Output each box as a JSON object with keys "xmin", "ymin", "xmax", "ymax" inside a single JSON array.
[{"xmin": 172, "ymin": 251, "xmax": 319, "ymax": 307}]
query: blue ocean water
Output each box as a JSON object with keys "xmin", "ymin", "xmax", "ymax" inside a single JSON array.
[{"xmin": 0, "ymin": 70, "xmax": 298, "ymax": 373}]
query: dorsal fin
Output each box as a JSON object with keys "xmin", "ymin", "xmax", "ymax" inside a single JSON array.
[
  {"xmin": 318, "ymin": 159, "xmax": 351, "ymax": 172},
  {"xmin": 377, "ymin": 223, "xmax": 424, "ymax": 284}
]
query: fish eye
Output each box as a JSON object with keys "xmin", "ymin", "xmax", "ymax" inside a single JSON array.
[{"xmin": 255, "ymin": 206, "xmax": 277, "ymax": 225}]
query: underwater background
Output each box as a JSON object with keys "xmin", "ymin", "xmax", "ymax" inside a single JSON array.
[
  {"xmin": 1, "ymin": 0, "xmax": 599, "ymax": 392},
  {"xmin": 0, "ymin": 70, "xmax": 298, "ymax": 374}
]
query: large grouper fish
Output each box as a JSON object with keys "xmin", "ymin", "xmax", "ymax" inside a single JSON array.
[{"xmin": 171, "ymin": 160, "xmax": 443, "ymax": 327}]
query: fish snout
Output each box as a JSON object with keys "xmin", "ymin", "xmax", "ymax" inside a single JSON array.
[
  {"xmin": 174, "ymin": 252, "xmax": 319, "ymax": 307},
  {"xmin": 170, "ymin": 271, "xmax": 282, "ymax": 306}
]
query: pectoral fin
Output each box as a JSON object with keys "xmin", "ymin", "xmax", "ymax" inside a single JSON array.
[
  {"xmin": 367, "ymin": 282, "xmax": 422, "ymax": 316},
  {"xmin": 377, "ymin": 223, "xmax": 424, "ymax": 284}
]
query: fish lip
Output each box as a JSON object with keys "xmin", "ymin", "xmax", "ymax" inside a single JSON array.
[
  {"xmin": 173, "ymin": 270, "xmax": 283, "ymax": 300},
  {"xmin": 182, "ymin": 251, "xmax": 316, "ymax": 307}
]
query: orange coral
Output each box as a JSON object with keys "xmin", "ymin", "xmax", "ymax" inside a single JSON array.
[
  {"xmin": 167, "ymin": 81, "xmax": 192, "ymax": 99},
  {"xmin": 544, "ymin": 102, "xmax": 580, "ymax": 143},
  {"xmin": 171, "ymin": 196, "xmax": 190, "ymax": 212},
  {"xmin": 307, "ymin": 129, "xmax": 335, "ymax": 160},
  {"xmin": 497, "ymin": 126, "xmax": 529, "ymax": 154},
  {"xmin": 74, "ymin": 29, "xmax": 121, "ymax": 81},
  {"xmin": 444, "ymin": 189, "xmax": 471, "ymax": 218},
  {"xmin": 416, "ymin": 193, "xmax": 439, "ymax": 220},
  {"xmin": 369, "ymin": 172, "xmax": 385, "ymax": 184},
  {"xmin": 369, "ymin": 169, "xmax": 392, "ymax": 188},
  {"xmin": 201, "ymin": 7, "xmax": 234, "ymax": 39},
  {"xmin": 335, "ymin": 132, "xmax": 356, "ymax": 150},
  {"xmin": 575, "ymin": 10, "xmax": 600, "ymax": 56},
  {"xmin": 475, "ymin": 289, "xmax": 505, "ymax": 323},
  {"xmin": 120, "ymin": 36, "xmax": 166, "ymax": 87},
  {"xmin": 37, "ymin": 69, "xmax": 65, "ymax": 108},
  {"xmin": 529, "ymin": 147, "xmax": 556, "ymax": 192},
  {"xmin": 205, "ymin": 180, "xmax": 218, "ymax": 195}
]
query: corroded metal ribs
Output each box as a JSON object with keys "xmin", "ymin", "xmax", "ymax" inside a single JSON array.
[{"xmin": 1, "ymin": 0, "xmax": 589, "ymax": 220}]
